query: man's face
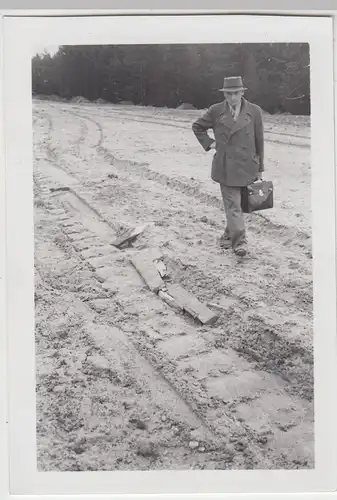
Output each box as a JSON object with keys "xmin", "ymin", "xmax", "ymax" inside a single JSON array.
[{"xmin": 223, "ymin": 90, "xmax": 244, "ymax": 107}]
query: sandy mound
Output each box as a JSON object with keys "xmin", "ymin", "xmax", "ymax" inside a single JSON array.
[
  {"xmin": 95, "ymin": 97, "xmax": 109, "ymax": 105},
  {"xmin": 178, "ymin": 103, "xmax": 197, "ymax": 110},
  {"xmin": 71, "ymin": 96, "xmax": 91, "ymax": 104},
  {"xmin": 35, "ymin": 94, "xmax": 66, "ymax": 102}
]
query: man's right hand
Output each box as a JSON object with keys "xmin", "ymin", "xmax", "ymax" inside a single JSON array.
[{"xmin": 209, "ymin": 141, "xmax": 216, "ymax": 150}]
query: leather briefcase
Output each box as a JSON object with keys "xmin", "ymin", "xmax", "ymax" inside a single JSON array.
[{"xmin": 241, "ymin": 180, "xmax": 274, "ymax": 213}]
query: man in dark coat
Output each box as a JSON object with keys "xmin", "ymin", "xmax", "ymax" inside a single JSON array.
[{"xmin": 192, "ymin": 76, "xmax": 264, "ymax": 257}]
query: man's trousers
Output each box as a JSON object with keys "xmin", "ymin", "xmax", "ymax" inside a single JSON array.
[{"xmin": 220, "ymin": 184, "xmax": 247, "ymax": 250}]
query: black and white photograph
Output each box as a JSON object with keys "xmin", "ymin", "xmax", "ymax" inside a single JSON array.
[
  {"xmin": 32, "ymin": 40, "xmax": 314, "ymax": 473},
  {"xmin": 3, "ymin": 13, "xmax": 337, "ymax": 497}
]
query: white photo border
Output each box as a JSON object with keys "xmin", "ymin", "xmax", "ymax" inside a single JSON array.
[{"xmin": 2, "ymin": 12, "xmax": 337, "ymax": 498}]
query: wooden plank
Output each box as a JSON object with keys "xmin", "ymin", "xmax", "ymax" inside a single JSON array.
[
  {"xmin": 207, "ymin": 302, "xmax": 228, "ymax": 312},
  {"xmin": 138, "ymin": 247, "xmax": 163, "ymax": 262},
  {"xmin": 137, "ymin": 248, "xmax": 168, "ymax": 278},
  {"xmin": 165, "ymin": 283, "xmax": 219, "ymax": 325},
  {"xmin": 154, "ymin": 261, "xmax": 167, "ymax": 278},
  {"xmin": 137, "ymin": 247, "xmax": 169, "ymax": 277},
  {"xmin": 153, "ymin": 258, "xmax": 168, "ymax": 278},
  {"xmin": 111, "ymin": 224, "xmax": 147, "ymax": 248},
  {"xmin": 88, "ymin": 253, "xmax": 120, "ymax": 270},
  {"xmin": 158, "ymin": 290, "xmax": 182, "ymax": 312},
  {"xmin": 131, "ymin": 252, "xmax": 165, "ymax": 293}
]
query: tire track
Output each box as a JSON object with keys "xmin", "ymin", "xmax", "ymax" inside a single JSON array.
[
  {"xmin": 39, "ymin": 106, "xmax": 312, "ymax": 322},
  {"xmin": 53, "ymin": 105, "xmax": 104, "ymax": 149},
  {"xmin": 41, "ymin": 107, "xmax": 312, "ymax": 286},
  {"xmin": 101, "ymin": 105, "xmax": 310, "ymax": 139},
  {"xmin": 98, "ymin": 144, "xmax": 311, "ymax": 245},
  {"xmin": 88, "ymin": 178, "xmax": 313, "ymax": 401},
  {"xmin": 42, "ymin": 142, "xmax": 313, "ymax": 317},
  {"xmin": 54, "ymin": 106, "xmax": 311, "ymax": 247},
  {"xmin": 33, "ymin": 104, "xmax": 314, "ymax": 468},
  {"xmin": 41, "ymin": 105, "xmax": 312, "ymax": 274},
  {"xmin": 35, "ymin": 131, "xmax": 247, "ymax": 447},
  {"xmin": 34, "ymin": 163, "xmax": 277, "ymax": 468},
  {"xmin": 65, "ymin": 103, "xmax": 310, "ymax": 148},
  {"xmin": 34, "ymin": 207, "xmax": 233, "ymax": 470},
  {"xmin": 37, "ymin": 108, "xmax": 313, "ymax": 400}
]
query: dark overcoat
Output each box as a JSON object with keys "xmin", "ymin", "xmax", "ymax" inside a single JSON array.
[{"xmin": 192, "ymin": 98, "xmax": 264, "ymax": 187}]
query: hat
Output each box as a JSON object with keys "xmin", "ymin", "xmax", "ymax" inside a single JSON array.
[{"xmin": 219, "ymin": 76, "xmax": 247, "ymax": 92}]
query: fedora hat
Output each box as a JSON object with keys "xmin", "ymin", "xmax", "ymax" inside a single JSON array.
[{"xmin": 219, "ymin": 76, "xmax": 247, "ymax": 92}]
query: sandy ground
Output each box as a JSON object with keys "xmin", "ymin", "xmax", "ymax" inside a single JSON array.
[{"xmin": 33, "ymin": 100, "xmax": 313, "ymax": 471}]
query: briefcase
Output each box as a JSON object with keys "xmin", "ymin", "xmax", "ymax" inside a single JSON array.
[{"xmin": 241, "ymin": 180, "xmax": 274, "ymax": 213}]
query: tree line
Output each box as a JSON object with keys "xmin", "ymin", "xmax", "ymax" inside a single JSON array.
[{"xmin": 32, "ymin": 43, "xmax": 310, "ymax": 115}]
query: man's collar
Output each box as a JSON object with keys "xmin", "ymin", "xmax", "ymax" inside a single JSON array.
[{"xmin": 225, "ymin": 98, "xmax": 243, "ymax": 110}]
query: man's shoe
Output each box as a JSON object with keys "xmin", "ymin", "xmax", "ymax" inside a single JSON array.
[
  {"xmin": 234, "ymin": 245, "xmax": 247, "ymax": 257},
  {"xmin": 219, "ymin": 232, "xmax": 232, "ymax": 249}
]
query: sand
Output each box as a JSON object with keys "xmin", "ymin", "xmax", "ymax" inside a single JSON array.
[{"xmin": 33, "ymin": 99, "xmax": 313, "ymax": 471}]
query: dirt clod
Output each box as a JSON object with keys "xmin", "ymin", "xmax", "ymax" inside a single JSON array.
[
  {"xmin": 136, "ymin": 441, "xmax": 159, "ymax": 458},
  {"xmin": 87, "ymin": 355, "xmax": 110, "ymax": 371},
  {"xmin": 129, "ymin": 418, "xmax": 148, "ymax": 430},
  {"xmin": 53, "ymin": 385, "xmax": 66, "ymax": 394}
]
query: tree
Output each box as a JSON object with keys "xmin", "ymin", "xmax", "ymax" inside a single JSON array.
[{"xmin": 31, "ymin": 42, "xmax": 311, "ymax": 115}]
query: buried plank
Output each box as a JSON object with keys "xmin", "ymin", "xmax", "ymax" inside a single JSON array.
[
  {"xmin": 131, "ymin": 251, "xmax": 165, "ymax": 293},
  {"xmin": 139, "ymin": 247, "xmax": 163, "ymax": 262},
  {"xmin": 154, "ymin": 259, "xmax": 168, "ymax": 278},
  {"xmin": 158, "ymin": 290, "xmax": 182, "ymax": 312},
  {"xmin": 165, "ymin": 283, "xmax": 219, "ymax": 325},
  {"xmin": 141, "ymin": 247, "xmax": 168, "ymax": 278},
  {"xmin": 207, "ymin": 302, "xmax": 230, "ymax": 312},
  {"xmin": 111, "ymin": 224, "xmax": 147, "ymax": 248}
]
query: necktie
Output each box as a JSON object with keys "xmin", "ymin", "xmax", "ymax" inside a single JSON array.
[{"xmin": 225, "ymin": 100, "xmax": 240, "ymax": 121}]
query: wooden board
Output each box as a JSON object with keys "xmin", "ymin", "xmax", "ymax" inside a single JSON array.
[
  {"xmin": 131, "ymin": 252, "xmax": 165, "ymax": 293},
  {"xmin": 111, "ymin": 224, "xmax": 147, "ymax": 248},
  {"xmin": 165, "ymin": 283, "xmax": 219, "ymax": 325},
  {"xmin": 137, "ymin": 247, "xmax": 168, "ymax": 277},
  {"xmin": 143, "ymin": 247, "xmax": 163, "ymax": 262},
  {"xmin": 207, "ymin": 302, "xmax": 228, "ymax": 312},
  {"xmin": 158, "ymin": 290, "xmax": 182, "ymax": 312},
  {"xmin": 138, "ymin": 248, "xmax": 168, "ymax": 278},
  {"xmin": 154, "ymin": 259, "xmax": 168, "ymax": 278}
]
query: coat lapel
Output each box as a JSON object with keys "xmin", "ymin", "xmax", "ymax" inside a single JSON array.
[
  {"xmin": 229, "ymin": 99, "xmax": 252, "ymax": 136},
  {"xmin": 218, "ymin": 102, "xmax": 235, "ymax": 130}
]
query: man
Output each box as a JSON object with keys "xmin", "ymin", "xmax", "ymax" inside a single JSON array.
[{"xmin": 192, "ymin": 76, "xmax": 264, "ymax": 257}]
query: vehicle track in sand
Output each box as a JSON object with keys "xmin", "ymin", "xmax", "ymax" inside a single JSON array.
[
  {"xmin": 39, "ymin": 108, "xmax": 313, "ymax": 303},
  {"xmin": 43, "ymin": 103, "xmax": 311, "ymax": 237},
  {"xmin": 34, "ymin": 151, "xmax": 275, "ymax": 470},
  {"xmin": 59, "ymin": 102, "xmax": 310, "ymax": 145},
  {"xmin": 62, "ymin": 103, "xmax": 310, "ymax": 149},
  {"xmin": 36, "ymin": 105, "xmax": 314, "ymax": 398},
  {"xmin": 33, "ymin": 103, "xmax": 314, "ymax": 470},
  {"xmin": 46, "ymin": 101, "xmax": 311, "ymax": 233}
]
